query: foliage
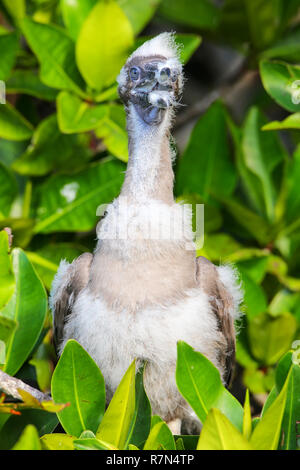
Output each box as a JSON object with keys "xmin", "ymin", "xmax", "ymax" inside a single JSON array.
[{"xmin": 0, "ymin": 0, "xmax": 300, "ymax": 450}]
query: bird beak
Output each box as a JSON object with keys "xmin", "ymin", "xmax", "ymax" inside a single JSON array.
[{"xmin": 129, "ymin": 61, "xmax": 181, "ymax": 125}]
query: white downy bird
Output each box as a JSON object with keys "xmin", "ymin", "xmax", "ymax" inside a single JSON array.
[{"xmin": 50, "ymin": 33, "xmax": 242, "ymax": 434}]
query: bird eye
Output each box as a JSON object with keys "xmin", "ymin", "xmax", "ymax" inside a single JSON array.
[{"xmin": 130, "ymin": 67, "xmax": 140, "ymax": 81}]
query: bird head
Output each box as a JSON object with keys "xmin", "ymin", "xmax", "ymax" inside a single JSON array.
[{"xmin": 117, "ymin": 33, "xmax": 183, "ymax": 126}]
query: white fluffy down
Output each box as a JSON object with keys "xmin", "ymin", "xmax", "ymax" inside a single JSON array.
[
  {"xmin": 60, "ymin": 286, "xmax": 222, "ymax": 420},
  {"xmin": 217, "ymin": 264, "xmax": 244, "ymax": 321}
]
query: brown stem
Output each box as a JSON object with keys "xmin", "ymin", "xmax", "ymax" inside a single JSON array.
[{"xmin": 0, "ymin": 369, "xmax": 50, "ymax": 402}]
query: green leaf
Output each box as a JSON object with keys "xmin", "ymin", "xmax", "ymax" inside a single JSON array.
[
  {"xmin": 95, "ymin": 105, "xmax": 128, "ymax": 162},
  {"xmin": 96, "ymin": 360, "xmax": 136, "ymax": 449},
  {"xmin": 0, "ymin": 31, "xmax": 19, "ymax": 81},
  {"xmin": 60, "ymin": 0, "xmax": 98, "ymax": 40},
  {"xmin": 125, "ymin": 363, "xmax": 151, "ymax": 449},
  {"xmin": 73, "ymin": 437, "xmax": 118, "ymax": 450},
  {"xmin": 34, "ymin": 158, "xmax": 124, "ymax": 233},
  {"xmin": 1, "ymin": 0, "xmax": 25, "ymax": 24},
  {"xmin": 176, "ymin": 101, "xmax": 237, "ymax": 201},
  {"xmin": 238, "ymin": 269, "xmax": 267, "ymax": 319},
  {"xmin": 248, "ymin": 313, "xmax": 297, "ymax": 365},
  {"xmin": 197, "ymin": 233, "xmax": 242, "ymax": 261},
  {"xmin": 51, "ymin": 339, "xmax": 106, "ymax": 437},
  {"xmin": 263, "ymin": 113, "xmax": 300, "ymax": 131},
  {"xmin": 40, "ymin": 433, "xmax": 75, "ymax": 450},
  {"xmin": 197, "ymin": 408, "xmax": 253, "ymax": 450},
  {"xmin": 118, "ymin": 0, "xmax": 160, "ymax": 35},
  {"xmin": 260, "ymin": 59, "xmax": 300, "ymax": 112},
  {"xmin": 0, "ymin": 162, "xmax": 18, "ymax": 217},
  {"xmin": 158, "ymin": 0, "xmax": 221, "ymax": 30},
  {"xmin": 0, "ymin": 249, "xmax": 47, "ymax": 376},
  {"xmin": 27, "ymin": 243, "xmax": 84, "ymax": 290},
  {"xmin": 13, "ymin": 114, "xmax": 92, "ymax": 176},
  {"xmin": 268, "ymin": 290, "xmax": 299, "ymax": 317},
  {"xmin": 12, "ymin": 425, "xmax": 41, "ymax": 450},
  {"xmin": 270, "ymin": 352, "xmax": 300, "ymax": 450},
  {"xmin": 285, "ymin": 145, "xmax": 300, "ymax": 224},
  {"xmin": 0, "ymin": 409, "xmax": 58, "ymax": 450},
  {"xmin": 0, "ymin": 315, "xmax": 17, "ymax": 366},
  {"xmin": 21, "ymin": 17, "xmax": 87, "ymax": 98},
  {"xmin": 243, "ymin": 389, "xmax": 252, "ymax": 440},
  {"xmin": 244, "ymin": 0, "xmax": 282, "ymax": 50},
  {"xmin": 221, "ymin": 197, "xmax": 273, "ymax": 246},
  {"xmin": 242, "ymin": 107, "xmax": 286, "ymax": 221},
  {"xmin": 143, "ymin": 416, "xmax": 175, "ymax": 450},
  {"xmin": 176, "ymin": 341, "xmax": 243, "ymax": 431},
  {"xmin": 261, "ymin": 28, "xmax": 300, "ymax": 63},
  {"xmin": 250, "ymin": 370, "xmax": 289, "ymax": 450},
  {"xmin": 76, "ymin": 0, "xmax": 134, "ymax": 91},
  {"xmin": 175, "ymin": 34, "xmax": 202, "ymax": 64},
  {"xmin": 0, "ymin": 103, "xmax": 33, "ymax": 141},
  {"xmin": 57, "ymin": 91, "xmax": 108, "ymax": 134},
  {"xmin": 6, "ymin": 70, "xmax": 58, "ymax": 101}
]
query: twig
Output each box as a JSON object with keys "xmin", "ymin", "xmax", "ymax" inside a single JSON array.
[{"xmin": 0, "ymin": 369, "xmax": 51, "ymax": 402}]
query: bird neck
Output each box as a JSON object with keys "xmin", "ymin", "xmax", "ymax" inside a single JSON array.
[{"xmin": 120, "ymin": 104, "xmax": 175, "ymax": 205}]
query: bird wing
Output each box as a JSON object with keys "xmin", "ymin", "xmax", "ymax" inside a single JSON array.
[
  {"xmin": 50, "ymin": 252, "xmax": 93, "ymax": 354},
  {"xmin": 196, "ymin": 256, "xmax": 237, "ymax": 386}
]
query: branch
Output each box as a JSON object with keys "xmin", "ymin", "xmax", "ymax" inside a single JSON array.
[{"xmin": 0, "ymin": 369, "xmax": 51, "ymax": 403}]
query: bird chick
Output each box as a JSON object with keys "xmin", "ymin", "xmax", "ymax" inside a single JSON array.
[{"xmin": 50, "ymin": 33, "xmax": 243, "ymax": 435}]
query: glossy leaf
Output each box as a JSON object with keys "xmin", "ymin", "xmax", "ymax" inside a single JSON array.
[
  {"xmin": 34, "ymin": 158, "xmax": 124, "ymax": 233},
  {"xmin": 176, "ymin": 101, "xmax": 237, "ymax": 201},
  {"xmin": 0, "ymin": 163, "xmax": 17, "ymax": 218},
  {"xmin": 13, "ymin": 114, "xmax": 92, "ymax": 176},
  {"xmin": 248, "ymin": 313, "xmax": 297, "ymax": 365},
  {"xmin": 76, "ymin": 0, "xmax": 134, "ymax": 91},
  {"xmin": 242, "ymin": 107, "xmax": 286, "ymax": 221},
  {"xmin": 260, "ymin": 59, "xmax": 300, "ymax": 112},
  {"xmin": 197, "ymin": 408, "xmax": 253, "ymax": 450},
  {"xmin": 40, "ymin": 433, "xmax": 75, "ymax": 450},
  {"xmin": 0, "ymin": 103, "xmax": 33, "ymax": 141},
  {"xmin": 60, "ymin": 0, "xmax": 97, "ymax": 40},
  {"xmin": 269, "ymin": 352, "xmax": 300, "ymax": 450},
  {"xmin": 0, "ymin": 410, "xmax": 58, "ymax": 450},
  {"xmin": 125, "ymin": 363, "xmax": 152, "ymax": 449},
  {"xmin": 1, "ymin": 0, "xmax": 25, "ymax": 24},
  {"xmin": 0, "ymin": 249, "xmax": 47, "ymax": 376},
  {"xmin": 21, "ymin": 18, "xmax": 87, "ymax": 98},
  {"xmin": 176, "ymin": 341, "xmax": 243, "ymax": 431},
  {"xmin": 250, "ymin": 371, "xmax": 289, "ymax": 450},
  {"xmin": 27, "ymin": 243, "xmax": 84, "ymax": 290},
  {"xmin": 119, "ymin": 0, "xmax": 160, "ymax": 35},
  {"xmin": 57, "ymin": 91, "xmax": 108, "ymax": 134},
  {"xmin": 12, "ymin": 425, "xmax": 41, "ymax": 450},
  {"xmin": 238, "ymin": 269, "xmax": 267, "ymax": 319},
  {"xmin": 244, "ymin": 0, "xmax": 282, "ymax": 50},
  {"xmin": 6, "ymin": 70, "xmax": 58, "ymax": 101},
  {"xmin": 158, "ymin": 0, "xmax": 221, "ymax": 30},
  {"xmin": 0, "ymin": 31, "xmax": 19, "ymax": 81},
  {"xmin": 0, "ymin": 231, "xmax": 15, "ymax": 310},
  {"xmin": 96, "ymin": 360, "xmax": 136, "ymax": 449},
  {"xmin": 243, "ymin": 389, "xmax": 252, "ymax": 440},
  {"xmin": 73, "ymin": 437, "xmax": 118, "ymax": 450},
  {"xmin": 143, "ymin": 416, "xmax": 175, "ymax": 450},
  {"xmin": 95, "ymin": 105, "xmax": 128, "ymax": 162},
  {"xmin": 51, "ymin": 340, "xmax": 106, "ymax": 437}
]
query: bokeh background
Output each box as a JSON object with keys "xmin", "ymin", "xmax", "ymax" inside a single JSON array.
[{"xmin": 0, "ymin": 0, "xmax": 300, "ymax": 448}]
